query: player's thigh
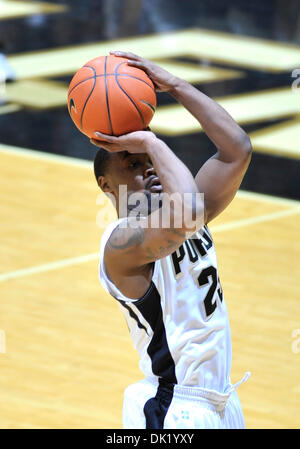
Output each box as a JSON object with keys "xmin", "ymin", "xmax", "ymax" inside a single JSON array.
[
  {"xmin": 122, "ymin": 379, "xmax": 157, "ymax": 429},
  {"xmin": 164, "ymin": 392, "xmax": 246, "ymax": 429},
  {"xmin": 222, "ymin": 391, "xmax": 246, "ymax": 429},
  {"xmin": 164, "ymin": 396, "xmax": 221, "ymax": 429}
]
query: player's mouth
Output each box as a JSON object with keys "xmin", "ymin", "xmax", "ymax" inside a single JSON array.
[{"xmin": 146, "ymin": 176, "xmax": 162, "ymax": 192}]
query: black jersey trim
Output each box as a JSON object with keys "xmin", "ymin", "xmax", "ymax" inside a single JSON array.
[
  {"xmin": 134, "ymin": 282, "xmax": 177, "ymax": 384},
  {"xmin": 118, "ymin": 301, "xmax": 149, "ymax": 335}
]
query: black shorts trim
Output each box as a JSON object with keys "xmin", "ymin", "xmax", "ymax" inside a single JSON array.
[{"xmin": 143, "ymin": 378, "xmax": 174, "ymax": 429}]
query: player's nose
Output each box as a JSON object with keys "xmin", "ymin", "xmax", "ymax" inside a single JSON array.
[{"xmin": 144, "ymin": 166, "xmax": 156, "ymax": 179}]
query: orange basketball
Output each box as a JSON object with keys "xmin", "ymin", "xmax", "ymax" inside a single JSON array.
[{"xmin": 67, "ymin": 55, "xmax": 157, "ymax": 139}]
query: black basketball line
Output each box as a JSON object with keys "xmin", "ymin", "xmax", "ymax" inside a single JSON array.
[
  {"xmin": 68, "ymin": 72, "xmax": 155, "ymax": 97},
  {"xmin": 67, "ymin": 64, "xmax": 96, "ymax": 99},
  {"xmin": 141, "ymin": 99, "xmax": 156, "ymax": 113},
  {"xmin": 114, "ymin": 62, "xmax": 146, "ymax": 129},
  {"xmin": 80, "ymin": 65, "xmax": 97, "ymax": 132},
  {"xmin": 104, "ymin": 56, "xmax": 114, "ymax": 135},
  {"xmin": 119, "ymin": 74, "xmax": 154, "ymax": 91}
]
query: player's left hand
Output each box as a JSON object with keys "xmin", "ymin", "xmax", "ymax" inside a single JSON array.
[
  {"xmin": 110, "ymin": 50, "xmax": 180, "ymax": 93},
  {"xmin": 90, "ymin": 129, "xmax": 157, "ymax": 154}
]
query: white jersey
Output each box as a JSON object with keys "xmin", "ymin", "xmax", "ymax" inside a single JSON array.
[{"xmin": 99, "ymin": 218, "xmax": 232, "ymax": 393}]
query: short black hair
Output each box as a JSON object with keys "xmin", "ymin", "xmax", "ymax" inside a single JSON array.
[{"xmin": 93, "ymin": 148, "xmax": 111, "ymax": 182}]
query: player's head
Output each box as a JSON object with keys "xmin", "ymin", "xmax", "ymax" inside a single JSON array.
[{"xmin": 94, "ymin": 148, "xmax": 162, "ymax": 217}]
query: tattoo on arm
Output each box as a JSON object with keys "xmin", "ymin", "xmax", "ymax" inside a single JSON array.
[
  {"xmin": 108, "ymin": 222, "xmax": 145, "ymax": 251},
  {"xmin": 107, "ymin": 220, "xmax": 186, "ymax": 262},
  {"xmin": 143, "ymin": 229, "xmax": 186, "ymax": 262}
]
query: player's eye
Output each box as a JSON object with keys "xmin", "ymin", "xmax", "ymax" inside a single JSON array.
[{"xmin": 128, "ymin": 160, "xmax": 140, "ymax": 169}]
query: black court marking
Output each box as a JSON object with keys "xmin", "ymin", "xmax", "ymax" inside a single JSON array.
[
  {"xmin": 79, "ymin": 64, "xmax": 96, "ymax": 132},
  {"xmin": 115, "ymin": 62, "xmax": 145, "ymax": 129},
  {"xmin": 104, "ymin": 56, "xmax": 114, "ymax": 135},
  {"xmin": 68, "ymin": 73, "xmax": 155, "ymax": 98}
]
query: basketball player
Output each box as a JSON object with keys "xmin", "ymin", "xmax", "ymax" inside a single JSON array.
[{"xmin": 91, "ymin": 51, "xmax": 252, "ymax": 429}]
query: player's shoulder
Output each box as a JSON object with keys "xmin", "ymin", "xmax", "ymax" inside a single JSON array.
[{"xmin": 103, "ymin": 217, "xmax": 150, "ymax": 277}]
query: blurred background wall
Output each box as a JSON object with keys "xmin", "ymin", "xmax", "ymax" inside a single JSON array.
[{"xmin": 1, "ymin": 0, "xmax": 300, "ymax": 199}]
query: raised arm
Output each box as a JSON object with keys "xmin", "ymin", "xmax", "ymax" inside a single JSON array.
[
  {"xmin": 91, "ymin": 130, "xmax": 204, "ymax": 275},
  {"xmin": 110, "ymin": 51, "xmax": 252, "ymax": 224},
  {"xmin": 169, "ymin": 81, "xmax": 252, "ymax": 223}
]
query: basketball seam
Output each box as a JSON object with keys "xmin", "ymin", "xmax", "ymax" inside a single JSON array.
[
  {"xmin": 68, "ymin": 73, "xmax": 155, "ymax": 97},
  {"xmin": 141, "ymin": 99, "xmax": 156, "ymax": 113},
  {"xmin": 115, "ymin": 62, "xmax": 146, "ymax": 129},
  {"xmin": 80, "ymin": 64, "xmax": 97, "ymax": 132},
  {"xmin": 104, "ymin": 57, "xmax": 114, "ymax": 135}
]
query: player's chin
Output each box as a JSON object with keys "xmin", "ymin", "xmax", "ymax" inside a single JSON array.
[
  {"xmin": 128, "ymin": 190, "xmax": 162, "ymax": 216},
  {"xmin": 145, "ymin": 190, "xmax": 163, "ymax": 214}
]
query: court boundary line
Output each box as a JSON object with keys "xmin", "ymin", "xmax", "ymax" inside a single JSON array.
[
  {"xmin": 0, "ymin": 143, "xmax": 299, "ymax": 207},
  {"xmin": 236, "ymin": 190, "xmax": 300, "ymax": 207},
  {"xmin": 0, "ymin": 253, "xmax": 99, "ymax": 283},
  {"xmin": 0, "ymin": 143, "xmax": 94, "ymax": 168},
  {"xmin": 0, "ymin": 205, "xmax": 299, "ymax": 283},
  {"xmin": 211, "ymin": 206, "xmax": 300, "ymax": 232}
]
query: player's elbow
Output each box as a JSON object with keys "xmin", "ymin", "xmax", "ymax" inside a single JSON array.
[
  {"xmin": 239, "ymin": 134, "xmax": 253, "ymax": 161},
  {"xmin": 230, "ymin": 134, "xmax": 252, "ymax": 171}
]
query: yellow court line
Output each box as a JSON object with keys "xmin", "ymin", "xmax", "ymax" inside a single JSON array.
[
  {"xmin": 0, "ymin": 0, "xmax": 67, "ymax": 20},
  {"xmin": 248, "ymin": 117, "xmax": 300, "ymax": 160},
  {"xmin": 0, "ymin": 206, "xmax": 299, "ymax": 283},
  {"xmin": 152, "ymin": 59, "xmax": 245, "ymax": 83},
  {"xmin": 6, "ymin": 28, "xmax": 300, "ymax": 79},
  {"xmin": 210, "ymin": 206, "xmax": 300, "ymax": 232},
  {"xmin": 0, "ymin": 252, "xmax": 99, "ymax": 283},
  {"xmin": 0, "ymin": 103, "xmax": 21, "ymax": 115},
  {"xmin": 236, "ymin": 190, "xmax": 300, "ymax": 208},
  {"xmin": 5, "ymin": 79, "xmax": 69, "ymax": 109},
  {"xmin": 4, "ymin": 64, "xmax": 245, "ymax": 110},
  {"xmin": 150, "ymin": 87, "xmax": 300, "ymax": 136},
  {"xmin": 0, "ymin": 143, "xmax": 94, "ymax": 168},
  {"xmin": 4, "ymin": 66, "xmax": 244, "ymax": 109}
]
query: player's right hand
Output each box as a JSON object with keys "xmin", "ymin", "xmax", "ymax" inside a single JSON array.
[{"xmin": 109, "ymin": 51, "xmax": 181, "ymax": 93}]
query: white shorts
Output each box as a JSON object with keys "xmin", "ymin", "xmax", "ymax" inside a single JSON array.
[{"xmin": 123, "ymin": 374, "xmax": 250, "ymax": 429}]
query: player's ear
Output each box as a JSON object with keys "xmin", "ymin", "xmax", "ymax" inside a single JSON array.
[{"xmin": 98, "ymin": 175, "xmax": 112, "ymax": 193}]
